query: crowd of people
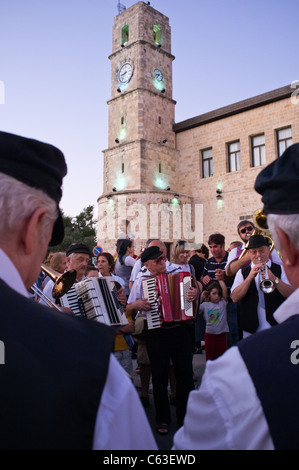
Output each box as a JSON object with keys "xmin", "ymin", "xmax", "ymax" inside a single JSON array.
[
  {"xmin": 0, "ymin": 130, "xmax": 299, "ymax": 450},
  {"xmin": 34, "ymin": 220, "xmax": 296, "ymax": 437}
]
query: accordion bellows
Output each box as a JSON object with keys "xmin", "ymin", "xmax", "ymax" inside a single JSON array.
[
  {"xmin": 60, "ymin": 276, "xmax": 128, "ymax": 327},
  {"xmin": 142, "ymin": 272, "xmax": 197, "ymax": 330}
]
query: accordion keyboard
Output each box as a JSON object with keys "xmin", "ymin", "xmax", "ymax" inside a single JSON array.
[{"xmin": 142, "ymin": 277, "xmax": 163, "ymax": 329}]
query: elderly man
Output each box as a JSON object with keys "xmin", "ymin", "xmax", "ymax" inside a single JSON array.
[
  {"xmin": 65, "ymin": 243, "xmax": 91, "ymax": 281},
  {"xmin": 225, "ymin": 219, "xmax": 284, "ymax": 344},
  {"xmin": 231, "ymin": 234, "xmax": 293, "ymax": 336},
  {"xmin": 40, "ymin": 242, "xmax": 91, "ymax": 308},
  {"xmin": 127, "ymin": 245, "xmax": 197, "ymax": 435},
  {"xmin": 173, "ymin": 143, "xmax": 299, "ymax": 450},
  {"xmin": 0, "ymin": 131, "xmax": 157, "ymax": 450}
]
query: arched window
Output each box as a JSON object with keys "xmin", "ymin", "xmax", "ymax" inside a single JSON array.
[
  {"xmin": 153, "ymin": 25, "xmax": 161, "ymax": 45},
  {"xmin": 121, "ymin": 25, "xmax": 129, "ymax": 46}
]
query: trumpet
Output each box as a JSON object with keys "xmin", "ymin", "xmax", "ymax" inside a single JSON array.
[
  {"xmin": 32, "ymin": 264, "xmax": 77, "ymax": 310},
  {"xmin": 259, "ymin": 262, "xmax": 275, "ymax": 294},
  {"xmin": 239, "ymin": 209, "xmax": 274, "ymax": 259}
]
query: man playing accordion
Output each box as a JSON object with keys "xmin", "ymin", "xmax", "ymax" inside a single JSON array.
[{"xmin": 127, "ymin": 245, "xmax": 199, "ymax": 436}]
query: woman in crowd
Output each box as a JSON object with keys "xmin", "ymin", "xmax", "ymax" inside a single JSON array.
[
  {"xmin": 114, "ymin": 239, "xmax": 136, "ymax": 297},
  {"xmin": 168, "ymin": 240, "xmax": 202, "ymax": 377},
  {"xmin": 43, "ymin": 251, "xmax": 67, "ymax": 282},
  {"xmin": 97, "ymin": 252, "xmax": 125, "ymax": 289},
  {"xmin": 37, "ymin": 251, "xmax": 67, "ymax": 295},
  {"xmin": 97, "ymin": 252, "xmax": 135, "ymax": 376},
  {"xmin": 169, "ymin": 240, "xmax": 203, "ymax": 293}
]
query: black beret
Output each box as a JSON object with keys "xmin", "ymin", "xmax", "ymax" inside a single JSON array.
[
  {"xmin": 255, "ymin": 143, "xmax": 299, "ymax": 215},
  {"xmin": 247, "ymin": 234, "xmax": 269, "ymax": 250},
  {"xmin": 0, "ymin": 131, "xmax": 67, "ymax": 245},
  {"xmin": 66, "ymin": 243, "xmax": 91, "ymax": 257},
  {"xmin": 141, "ymin": 246, "xmax": 163, "ymax": 263}
]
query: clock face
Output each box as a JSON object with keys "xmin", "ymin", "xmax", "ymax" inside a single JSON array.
[
  {"xmin": 118, "ymin": 62, "xmax": 133, "ymax": 84},
  {"xmin": 154, "ymin": 68, "xmax": 163, "ymax": 81}
]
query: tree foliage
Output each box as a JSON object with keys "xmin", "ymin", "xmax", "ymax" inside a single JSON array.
[{"xmin": 48, "ymin": 205, "xmax": 97, "ymax": 255}]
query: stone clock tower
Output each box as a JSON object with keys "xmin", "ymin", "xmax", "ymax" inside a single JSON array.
[{"xmin": 97, "ymin": 1, "xmax": 194, "ymax": 252}]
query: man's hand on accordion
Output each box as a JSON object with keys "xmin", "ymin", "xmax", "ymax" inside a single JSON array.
[
  {"xmin": 186, "ymin": 286, "xmax": 199, "ymax": 302},
  {"xmin": 129, "ymin": 298, "xmax": 152, "ymax": 312}
]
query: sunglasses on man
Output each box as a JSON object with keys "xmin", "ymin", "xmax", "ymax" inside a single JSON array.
[{"xmin": 240, "ymin": 225, "xmax": 254, "ymax": 234}]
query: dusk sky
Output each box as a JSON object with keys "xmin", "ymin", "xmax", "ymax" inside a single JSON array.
[{"xmin": 1, "ymin": 0, "xmax": 298, "ymax": 217}]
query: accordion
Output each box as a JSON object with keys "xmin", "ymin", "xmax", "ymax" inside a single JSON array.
[
  {"xmin": 142, "ymin": 272, "xmax": 197, "ymax": 330},
  {"xmin": 60, "ymin": 276, "xmax": 128, "ymax": 327}
]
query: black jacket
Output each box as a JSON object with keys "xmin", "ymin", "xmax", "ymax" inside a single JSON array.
[{"xmin": 0, "ymin": 280, "xmax": 114, "ymax": 450}]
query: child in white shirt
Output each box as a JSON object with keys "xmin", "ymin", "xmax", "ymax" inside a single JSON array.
[{"xmin": 200, "ymin": 280, "xmax": 229, "ymax": 361}]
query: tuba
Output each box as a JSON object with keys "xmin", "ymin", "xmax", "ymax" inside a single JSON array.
[
  {"xmin": 239, "ymin": 209, "xmax": 274, "ymax": 259},
  {"xmin": 31, "ymin": 264, "xmax": 77, "ymax": 310}
]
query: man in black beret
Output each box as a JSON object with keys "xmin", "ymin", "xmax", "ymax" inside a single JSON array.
[
  {"xmin": 65, "ymin": 243, "xmax": 91, "ymax": 282},
  {"xmin": 40, "ymin": 242, "xmax": 92, "ymax": 308},
  {"xmin": 0, "ymin": 131, "xmax": 66, "ymax": 246},
  {"xmin": 127, "ymin": 241, "xmax": 196, "ymax": 435},
  {"xmin": 173, "ymin": 143, "xmax": 299, "ymax": 450},
  {"xmin": 230, "ymin": 234, "xmax": 293, "ymax": 336},
  {"xmin": 255, "ymin": 143, "xmax": 299, "ymax": 215},
  {"xmin": 140, "ymin": 245, "xmax": 164, "ymax": 263},
  {"xmin": 0, "ymin": 131, "xmax": 157, "ymax": 450}
]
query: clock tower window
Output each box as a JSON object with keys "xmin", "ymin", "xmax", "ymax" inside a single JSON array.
[
  {"xmin": 153, "ymin": 25, "xmax": 161, "ymax": 45},
  {"xmin": 121, "ymin": 25, "xmax": 129, "ymax": 46}
]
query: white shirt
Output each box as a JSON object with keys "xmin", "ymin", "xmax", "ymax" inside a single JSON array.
[
  {"xmin": 130, "ymin": 259, "xmax": 170, "ymax": 283},
  {"xmin": 231, "ymin": 259, "xmax": 290, "ymax": 335},
  {"xmin": 39, "ymin": 278, "xmax": 55, "ymax": 306},
  {"xmin": 98, "ymin": 272, "xmax": 126, "ymax": 290},
  {"xmin": 128, "ymin": 267, "xmax": 151, "ymax": 306},
  {"xmin": 168, "ymin": 263, "xmax": 191, "ymax": 273},
  {"xmin": 172, "ymin": 288, "xmax": 299, "ymax": 450},
  {"xmin": 0, "ymin": 249, "xmax": 157, "ymax": 450},
  {"xmin": 0, "ymin": 249, "xmax": 29, "ymax": 298},
  {"xmin": 129, "ymin": 258, "xmax": 142, "ymax": 282}
]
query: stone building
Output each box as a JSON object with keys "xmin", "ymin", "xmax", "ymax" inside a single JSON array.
[{"xmin": 97, "ymin": 1, "xmax": 299, "ymax": 257}]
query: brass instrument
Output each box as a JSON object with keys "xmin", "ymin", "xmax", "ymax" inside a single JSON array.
[
  {"xmin": 259, "ymin": 262, "xmax": 275, "ymax": 294},
  {"xmin": 31, "ymin": 284, "xmax": 64, "ymax": 311},
  {"xmin": 32, "ymin": 264, "xmax": 77, "ymax": 310},
  {"xmin": 239, "ymin": 209, "xmax": 274, "ymax": 259}
]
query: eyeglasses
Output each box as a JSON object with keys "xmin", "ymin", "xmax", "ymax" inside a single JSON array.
[
  {"xmin": 152, "ymin": 256, "xmax": 167, "ymax": 264},
  {"xmin": 240, "ymin": 226, "xmax": 254, "ymax": 234}
]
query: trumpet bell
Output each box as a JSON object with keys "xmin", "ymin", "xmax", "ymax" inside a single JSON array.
[
  {"xmin": 260, "ymin": 278, "xmax": 275, "ymax": 294},
  {"xmin": 40, "ymin": 263, "xmax": 77, "ymax": 299},
  {"xmin": 52, "ymin": 270, "xmax": 77, "ymax": 299}
]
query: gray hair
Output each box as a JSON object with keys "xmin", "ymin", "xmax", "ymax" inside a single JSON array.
[
  {"xmin": 0, "ymin": 173, "xmax": 57, "ymax": 245},
  {"xmin": 267, "ymin": 213, "xmax": 299, "ymax": 251}
]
